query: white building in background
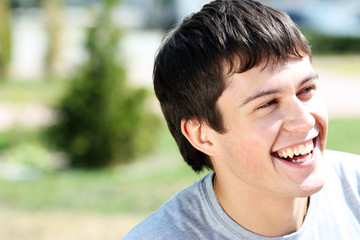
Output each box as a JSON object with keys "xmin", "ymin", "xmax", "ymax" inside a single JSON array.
[
  {"xmin": 10, "ymin": 4, "xmax": 166, "ymax": 85},
  {"xmin": 11, "ymin": 6, "xmax": 91, "ymax": 79}
]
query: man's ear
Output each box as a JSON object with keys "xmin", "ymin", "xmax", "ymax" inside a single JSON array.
[{"xmin": 181, "ymin": 118, "xmax": 217, "ymax": 156}]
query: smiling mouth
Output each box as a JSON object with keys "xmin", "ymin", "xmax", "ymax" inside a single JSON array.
[{"xmin": 272, "ymin": 138, "xmax": 316, "ymax": 163}]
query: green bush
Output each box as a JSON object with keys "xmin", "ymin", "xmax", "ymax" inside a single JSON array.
[
  {"xmin": 303, "ymin": 31, "xmax": 360, "ymax": 55},
  {"xmin": 46, "ymin": 0, "xmax": 160, "ymax": 168}
]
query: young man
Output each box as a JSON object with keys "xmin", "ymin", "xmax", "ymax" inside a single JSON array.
[{"xmin": 124, "ymin": 0, "xmax": 360, "ymax": 239}]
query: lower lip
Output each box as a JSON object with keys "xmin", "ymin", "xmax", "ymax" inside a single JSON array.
[{"xmin": 274, "ymin": 138, "xmax": 319, "ymax": 168}]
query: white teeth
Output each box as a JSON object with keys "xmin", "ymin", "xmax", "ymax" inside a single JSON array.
[
  {"xmin": 292, "ymin": 152, "xmax": 312, "ymax": 163},
  {"xmin": 299, "ymin": 144, "xmax": 307, "ymax": 155},
  {"xmin": 292, "ymin": 158, "xmax": 304, "ymax": 163},
  {"xmin": 287, "ymin": 149, "xmax": 294, "ymax": 158},
  {"xmin": 306, "ymin": 141, "xmax": 314, "ymax": 152},
  {"xmin": 294, "ymin": 148, "xmax": 300, "ymax": 156},
  {"xmin": 306, "ymin": 143, "xmax": 310, "ymax": 152},
  {"xmin": 275, "ymin": 139, "xmax": 315, "ymax": 159}
]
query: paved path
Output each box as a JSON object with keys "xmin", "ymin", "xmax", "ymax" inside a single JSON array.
[
  {"xmin": 0, "ymin": 103, "xmax": 55, "ymax": 131},
  {"xmin": 0, "ymin": 210, "xmax": 142, "ymax": 240},
  {"xmin": 318, "ymin": 70, "xmax": 360, "ymax": 117}
]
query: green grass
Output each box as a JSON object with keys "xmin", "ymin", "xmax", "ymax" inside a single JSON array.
[
  {"xmin": 0, "ymin": 128, "xmax": 207, "ymax": 215},
  {"xmin": 327, "ymin": 118, "xmax": 360, "ymax": 155},
  {"xmin": 0, "ymin": 79, "xmax": 66, "ymax": 105},
  {"xmin": 0, "ymin": 155, "xmax": 204, "ymax": 216}
]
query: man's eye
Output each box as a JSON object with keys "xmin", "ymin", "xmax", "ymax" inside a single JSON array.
[
  {"xmin": 297, "ymin": 85, "xmax": 317, "ymax": 102},
  {"xmin": 298, "ymin": 85, "xmax": 316, "ymax": 96},
  {"xmin": 257, "ymin": 99, "xmax": 278, "ymax": 110}
]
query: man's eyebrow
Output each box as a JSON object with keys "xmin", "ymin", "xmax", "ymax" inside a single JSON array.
[
  {"xmin": 241, "ymin": 88, "xmax": 280, "ymax": 106},
  {"xmin": 241, "ymin": 73, "xmax": 319, "ymax": 106},
  {"xmin": 297, "ymin": 73, "xmax": 319, "ymax": 89}
]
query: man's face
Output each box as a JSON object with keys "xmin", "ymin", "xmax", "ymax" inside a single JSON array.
[{"xmin": 210, "ymin": 56, "xmax": 328, "ymax": 198}]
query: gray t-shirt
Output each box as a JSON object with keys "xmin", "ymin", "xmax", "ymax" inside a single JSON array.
[{"xmin": 123, "ymin": 150, "xmax": 360, "ymax": 239}]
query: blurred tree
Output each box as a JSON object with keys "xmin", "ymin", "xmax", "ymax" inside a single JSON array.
[
  {"xmin": 46, "ymin": 0, "xmax": 160, "ymax": 168},
  {"xmin": 42, "ymin": 0, "xmax": 64, "ymax": 79},
  {"xmin": 0, "ymin": 0, "xmax": 12, "ymax": 79}
]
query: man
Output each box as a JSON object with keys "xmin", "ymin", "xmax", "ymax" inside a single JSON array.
[{"xmin": 124, "ymin": 0, "xmax": 360, "ymax": 239}]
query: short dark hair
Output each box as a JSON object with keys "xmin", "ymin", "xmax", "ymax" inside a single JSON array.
[{"xmin": 153, "ymin": 0, "xmax": 311, "ymax": 172}]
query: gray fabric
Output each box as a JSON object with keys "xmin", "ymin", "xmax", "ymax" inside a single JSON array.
[{"xmin": 123, "ymin": 150, "xmax": 360, "ymax": 239}]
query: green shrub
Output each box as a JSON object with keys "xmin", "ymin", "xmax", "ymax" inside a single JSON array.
[
  {"xmin": 46, "ymin": 0, "xmax": 160, "ymax": 168},
  {"xmin": 303, "ymin": 31, "xmax": 360, "ymax": 55}
]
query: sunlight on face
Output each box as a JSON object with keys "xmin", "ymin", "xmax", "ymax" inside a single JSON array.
[{"xmin": 211, "ymin": 56, "xmax": 328, "ymax": 198}]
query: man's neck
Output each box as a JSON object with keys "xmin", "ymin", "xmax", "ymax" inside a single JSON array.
[{"xmin": 214, "ymin": 174, "xmax": 309, "ymax": 237}]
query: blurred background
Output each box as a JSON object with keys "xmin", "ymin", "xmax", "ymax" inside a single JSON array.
[{"xmin": 0, "ymin": 0, "xmax": 359, "ymax": 239}]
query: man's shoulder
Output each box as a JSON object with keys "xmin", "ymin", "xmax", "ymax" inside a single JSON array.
[
  {"xmin": 122, "ymin": 209, "xmax": 184, "ymax": 240},
  {"xmin": 123, "ymin": 173, "xmax": 214, "ymax": 240},
  {"xmin": 324, "ymin": 149, "xmax": 360, "ymax": 184},
  {"xmin": 325, "ymin": 149, "xmax": 360, "ymax": 169},
  {"xmin": 318, "ymin": 150, "xmax": 360, "ymax": 235}
]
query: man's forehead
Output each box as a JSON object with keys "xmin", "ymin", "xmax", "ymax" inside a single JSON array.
[
  {"xmin": 222, "ymin": 56, "xmax": 314, "ymax": 95},
  {"xmin": 223, "ymin": 54, "xmax": 311, "ymax": 75}
]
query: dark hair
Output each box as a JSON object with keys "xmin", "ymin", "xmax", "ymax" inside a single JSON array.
[{"xmin": 153, "ymin": 0, "xmax": 311, "ymax": 172}]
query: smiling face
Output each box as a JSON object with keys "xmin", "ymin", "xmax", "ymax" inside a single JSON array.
[{"xmin": 210, "ymin": 56, "xmax": 328, "ymax": 199}]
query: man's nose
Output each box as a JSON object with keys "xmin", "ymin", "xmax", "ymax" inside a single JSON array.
[{"xmin": 283, "ymin": 98, "xmax": 315, "ymax": 133}]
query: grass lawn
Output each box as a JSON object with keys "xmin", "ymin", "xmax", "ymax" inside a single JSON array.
[
  {"xmin": 0, "ymin": 79, "xmax": 66, "ymax": 105},
  {"xmin": 327, "ymin": 118, "xmax": 360, "ymax": 155},
  {"xmin": 0, "ymin": 126, "xmax": 207, "ymax": 216}
]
